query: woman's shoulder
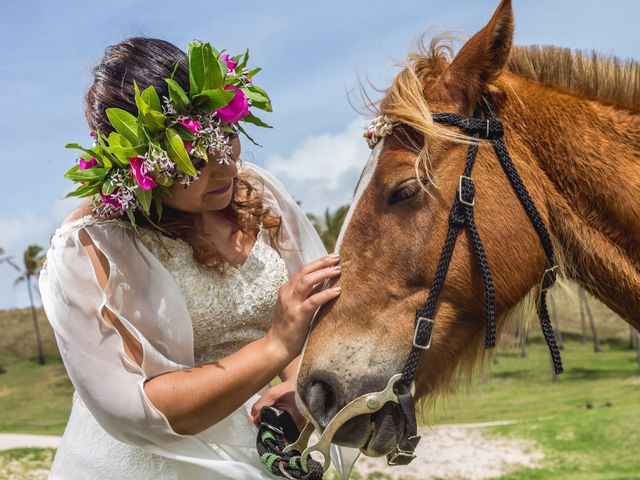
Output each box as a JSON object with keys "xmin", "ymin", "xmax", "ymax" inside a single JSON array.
[{"xmin": 53, "ymin": 204, "xmax": 133, "ymax": 242}]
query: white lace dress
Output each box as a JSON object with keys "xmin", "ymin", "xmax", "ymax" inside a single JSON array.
[{"xmin": 40, "ymin": 161, "xmax": 358, "ymax": 479}]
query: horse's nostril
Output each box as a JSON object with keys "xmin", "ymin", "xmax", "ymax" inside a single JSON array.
[{"xmin": 305, "ymin": 376, "xmax": 342, "ymax": 428}]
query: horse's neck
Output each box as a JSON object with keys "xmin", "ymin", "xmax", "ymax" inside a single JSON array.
[{"xmin": 505, "ymin": 76, "xmax": 640, "ymax": 328}]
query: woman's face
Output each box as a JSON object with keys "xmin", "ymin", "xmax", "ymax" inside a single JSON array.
[{"xmin": 163, "ymin": 136, "xmax": 241, "ymax": 213}]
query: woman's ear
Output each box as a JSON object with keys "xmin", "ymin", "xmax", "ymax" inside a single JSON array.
[{"xmin": 444, "ymin": 0, "xmax": 514, "ymax": 108}]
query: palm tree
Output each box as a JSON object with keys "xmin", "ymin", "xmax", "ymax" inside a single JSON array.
[
  {"xmin": 579, "ymin": 289, "xmax": 601, "ymax": 353},
  {"xmin": 628, "ymin": 325, "xmax": 637, "ymax": 350},
  {"xmin": 14, "ymin": 245, "xmax": 46, "ymax": 365},
  {"xmin": 0, "ymin": 247, "xmax": 8, "ymax": 374},
  {"xmin": 307, "ymin": 205, "xmax": 350, "ymax": 253},
  {"xmin": 549, "ymin": 294, "xmax": 564, "ymax": 349}
]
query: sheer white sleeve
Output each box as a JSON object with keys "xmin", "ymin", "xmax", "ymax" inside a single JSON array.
[{"xmin": 40, "ymin": 219, "xmax": 276, "ymax": 479}]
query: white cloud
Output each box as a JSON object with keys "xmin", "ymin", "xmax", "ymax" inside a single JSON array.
[
  {"xmin": 264, "ymin": 118, "xmax": 372, "ymax": 214},
  {"xmin": 0, "ymin": 197, "xmax": 80, "ymax": 310}
]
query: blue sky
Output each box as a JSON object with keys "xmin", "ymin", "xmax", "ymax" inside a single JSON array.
[{"xmin": 1, "ymin": 0, "xmax": 638, "ymax": 309}]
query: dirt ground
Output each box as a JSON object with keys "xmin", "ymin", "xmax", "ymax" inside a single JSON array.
[{"xmin": 352, "ymin": 422, "xmax": 543, "ymax": 479}]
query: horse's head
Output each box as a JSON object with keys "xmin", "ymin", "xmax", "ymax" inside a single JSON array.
[{"xmin": 297, "ymin": 0, "xmax": 553, "ymax": 456}]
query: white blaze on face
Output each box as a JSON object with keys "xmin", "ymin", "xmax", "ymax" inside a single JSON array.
[
  {"xmin": 334, "ymin": 139, "xmax": 385, "ymax": 253},
  {"xmin": 295, "ymin": 140, "xmax": 385, "ymax": 427}
]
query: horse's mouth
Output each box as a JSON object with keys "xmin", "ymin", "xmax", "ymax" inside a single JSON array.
[{"xmin": 331, "ymin": 403, "xmax": 404, "ymax": 457}]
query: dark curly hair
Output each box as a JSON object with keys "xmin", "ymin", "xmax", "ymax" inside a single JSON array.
[{"xmin": 84, "ymin": 37, "xmax": 281, "ymax": 270}]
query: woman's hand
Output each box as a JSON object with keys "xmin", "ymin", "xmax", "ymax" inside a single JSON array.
[
  {"xmin": 266, "ymin": 254, "xmax": 342, "ymax": 360},
  {"xmin": 250, "ymin": 379, "xmax": 305, "ymax": 430}
]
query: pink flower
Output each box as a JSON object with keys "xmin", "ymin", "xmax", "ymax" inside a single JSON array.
[
  {"xmin": 183, "ymin": 140, "xmax": 194, "ymax": 153},
  {"xmin": 216, "ymin": 86, "xmax": 250, "ymax": 124},
  {"xmin": 100, "ymin": 192, "xmax": 122, "ymax": 209},
  {"xmin": 220, "ymin": 54, "xmax": 237, "ymax": 72},
  {"xmin": 129, "ymin": 156, "xmax": 157, "ymax": 190},
  {"xmin": 79, "ymin": 157, "xmax": 97, "ymax": 170},
  {"xmin": 89, "ymin": 131, "xmax": 97, "ymax": 139},
  {"xmin": 177, "ymin": 118, "xmax": 201, "ymax": 135}
]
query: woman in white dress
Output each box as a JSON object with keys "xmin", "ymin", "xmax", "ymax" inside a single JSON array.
[{"xmin": 40, "ymin": 37, "xmax": 357, "ymax": 479}]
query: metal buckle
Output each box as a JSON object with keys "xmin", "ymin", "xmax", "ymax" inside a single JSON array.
[
  {"xmin": 413, "ymin": 317, "xmax": 434, "ymax": 350},
  {"xmin": 540, "ymin": 265, "xmax": 558, "ymax": 292},
  {"xmin": 485, "ymin": 119, "xmax": 490, "ymax": 138},
  {"xmin": 458, "ymin": 175, "xmax": 475, "ymax": 207}
]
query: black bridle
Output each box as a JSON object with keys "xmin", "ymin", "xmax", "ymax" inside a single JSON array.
[
  {"xmin": 255, "ymin": 93, "xmax": 564, "ymax": 477},
  {"xmin": 387, "ymin": 92, "xmax": 563, "ymax": 465}
]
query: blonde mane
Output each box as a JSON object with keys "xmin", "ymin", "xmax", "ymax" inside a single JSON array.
[{"xmin": 508, "ymin": 45, "xmax": 640, "ymax": 111}]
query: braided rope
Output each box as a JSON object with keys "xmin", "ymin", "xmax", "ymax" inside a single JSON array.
[
  {"xmin": 401, "ymin": 94, "xmax": 564, "ymax": 390},
  {"xmin": 256, "ymin": 410, "xmax": 323, "ymax": 480},
  {"xmin": 464, "ymin": 206, "xmax": 497, "ymax": 348},
  {"xmin": 401, "ymin": 212, "xmax": 463, "ymax": 386}
]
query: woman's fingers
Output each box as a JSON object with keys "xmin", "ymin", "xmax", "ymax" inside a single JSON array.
[
  {"xmin": 269, "ymin": 255, "xmax": 342, "ymax": 359},
  {"xmin": 293, "ymin": 266, "xmax": 342, "ymax": 299},
  {"xmin": 250, "ymin": 382, "xmax": 299, "ymax": 427},
  {"xmin": 300, "ymin": 286, "xmax": 342, "ymax": 314},
  {"xmin": 296, "ymin": 254, "xmax": 340, "ymax": 278}
]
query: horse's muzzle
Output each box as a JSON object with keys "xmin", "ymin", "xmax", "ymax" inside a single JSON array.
[{"xmin": 300, "ymin": 370, "xmax": 408, "ymax": 455}]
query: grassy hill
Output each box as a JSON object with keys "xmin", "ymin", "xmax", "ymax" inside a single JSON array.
[{"xmin": 0, "ymin": 307, "xmax": 73, "ymax": 435}]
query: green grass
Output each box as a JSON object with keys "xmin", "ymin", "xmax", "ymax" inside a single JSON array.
[
  {"xmin": 495, "ymin": 407, "xmax": 640, "ymax": 479},
  {"xmin": 0, "ymin": 448, "xmax": 56, "ymax": 480},
  {"xmin": 0, "ymin": 308, "xmax": 74, "ymax": 435},
  {"xmin": 425, "ymin": 337, "xmax": 640, "ymax": 478},
  {"xmin": 429, "ymin": 338, "xmax": 640, "ymax": 426},
  {"xmin": 0, "ymin": 355, "xmax": 73, "ymax": 435}
]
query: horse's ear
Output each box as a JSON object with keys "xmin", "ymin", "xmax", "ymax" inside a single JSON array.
[{"xmin": 445, "ymin": 0, "xmax": 514, "ymax": 106}]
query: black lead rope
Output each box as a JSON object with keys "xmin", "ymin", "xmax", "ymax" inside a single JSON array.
[
  {"xmin": 400, "ymin": 93, "xmax": 563, "ymax": 396},
  {"xmin": 256, "ymin": 407, "xmax": 323, "ymax": 480}
]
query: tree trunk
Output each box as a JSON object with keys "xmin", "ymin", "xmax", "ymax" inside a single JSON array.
[
  {"xmin": 518, "ymin": 318, "xmax": 528, "ymax": 358},
  {"xmin": 579, "ymin": 292, "xmax": 587, "ymax": 344},
  {"xmin": 580, "ymin": 289, "xmax": 601, "ymax": 353},
  {"xmin": 27, "ymin": 275, "xmax": 45, "ymax": 365},
  {"xmin": 550, "ymin": 295, "xmax": 563, "ymax": 350}
]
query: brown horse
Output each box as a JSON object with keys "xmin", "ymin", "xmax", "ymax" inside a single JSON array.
[{"xmin": 297, "ymin": 0, "xmax": 640, "ymax": 458}]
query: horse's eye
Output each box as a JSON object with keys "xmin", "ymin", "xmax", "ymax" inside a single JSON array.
[{"xmin": 388, "ymin": 179, "xmax": 426, "ymax": 205}]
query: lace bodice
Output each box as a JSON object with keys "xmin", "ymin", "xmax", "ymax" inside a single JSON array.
[
  {"xmin": 136, "ymin": 225, "xmax": 288, "ymax": 365},
  {"xmin": 51, "ymin": 216, "xmax": 289, "ymax": 366}
]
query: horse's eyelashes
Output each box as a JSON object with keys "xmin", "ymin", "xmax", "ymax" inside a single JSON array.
[{"xmin": 388, "ymin": 179, "xmax": 425, "ymax": 205}]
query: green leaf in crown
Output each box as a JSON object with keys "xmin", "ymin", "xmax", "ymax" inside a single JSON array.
[{"xmin": 63, "ymin": 39, "xmax": 273, "ymax": 228}]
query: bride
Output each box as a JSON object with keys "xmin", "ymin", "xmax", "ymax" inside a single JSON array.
[{"xmin": 40, "ymin": 37, "xmax": 357, "ymax": 479}]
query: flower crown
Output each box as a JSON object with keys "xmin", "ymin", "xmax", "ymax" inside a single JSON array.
[{"xmin": 64, "ymin": 40, "xmax": 272, "ymax": 226}]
